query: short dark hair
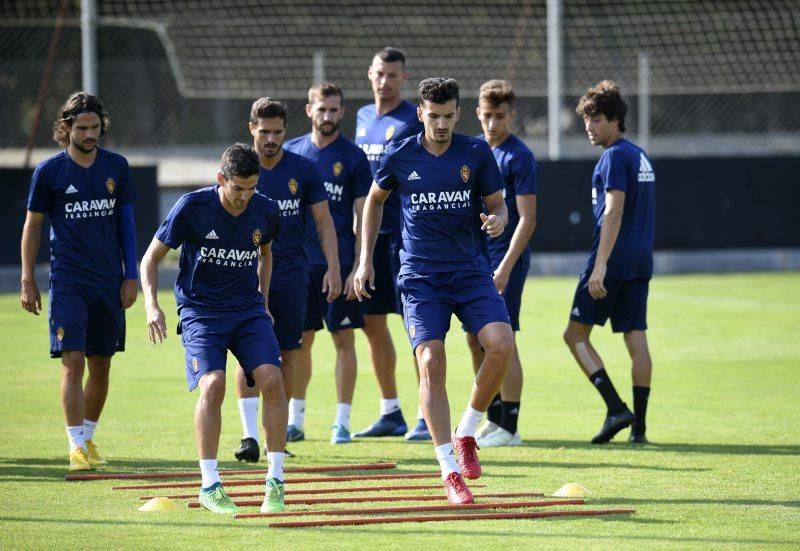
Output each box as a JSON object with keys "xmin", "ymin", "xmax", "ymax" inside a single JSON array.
[
  {"xmin": 375, "ymin": 47, "xmax": 405, "ymax": 65},
  {"xmin": 418, "ymin": 77, "xmax": 460, "ymax": 107},
  {"xmin": 576, "ymin": 80, "xmax": 627, "ymax": 132},
  {"xmin": 479, "ymin": 79, "xmax": 515, "ymax": 108},
  {"xmin": 220, "ymin": 143, "xmax": 259, "ymax": 180},
  {"xmin": 249, "ymin": 97, "xmax": 287, "ymax": 126},
  {"xmin": 308, "ymin": 82, "xmax": 343, "ymax": 104},
  {"xmin": 52, "ymin": 92, "xmax": 110, "ymax": 147}
]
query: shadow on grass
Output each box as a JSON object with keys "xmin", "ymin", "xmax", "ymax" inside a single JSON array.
[
  {"xmin": 388, "ymin": 456, "xmax": 706, "ymax": 472},
  {"xmin": 514, "ymin": 439, "xmax": 800, "ymax": 456},
  {"xmin": 594, "ymin": 497, "xmax": 800, "ymax": 508}
]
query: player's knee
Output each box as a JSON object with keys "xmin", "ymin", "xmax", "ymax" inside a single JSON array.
[
  {"xmin": 416, "ymin": 347, "xmax": 445, "ymax": 386},
  {"xmin": 484, "ymin": 332, "xmax": 514, "ymax": 364},
  {"xmin": 199, "ymin": 373, "xmax": 226, "ymax": 404}
]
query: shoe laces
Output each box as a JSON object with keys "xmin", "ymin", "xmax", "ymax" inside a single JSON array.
[
  {"xmin": 266, "ymin": 479, "xmax": 284, "ymax": 500},
  {"xmin": 207, "ymin": 487, "xmax": 232, "ymax": 506},
  {"xmin": 446, "ymin": 472, "xmax": 468, "ymax": 494},
  {"xmin": 458, "ymin": 436, "xmax": 480, "ymax": 461}
]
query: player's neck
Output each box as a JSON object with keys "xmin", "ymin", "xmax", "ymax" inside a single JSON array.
[
  {"xmin": 311, "ymin": 130, "xmax": 339, "ymax": 149},
  {"xmin": 375, "ymin": 96, "xmax": 402, "ymax": 116},
  {"xmin": 66, "ymin": 143, "xmax": 98, "ymax": 168},
  {"xmin": 486, "ymin": 132, "xmax": 512, "ymax": 149},
  {"xmin": 259, "ymin": 149, "xmax": 283, "ymax": 170},
  {"xmin": 421, "ymin": 134, "xmax": 452, "ymax": 157},
  {"xmin": 601, "ymin": 130, "xmax": 624, "ymax": 150}
]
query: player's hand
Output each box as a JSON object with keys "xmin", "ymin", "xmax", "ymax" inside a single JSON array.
[
  {"xmin": 480, "ymin": 213, "xmax": 505, "ymax": 238},
  {"xmin": 493, "ymin": 266, "xmax": 511, "ymax": 295},
  {"xmin": 588, "ymin": 264, "xmax": 608, "ymax": 300},
  {"xmin": 145, "ymin": 303, "xmax": 168, "ymax": 344},
  {"xmin": 344, "ymin": 268, "xmax": 358, "ymax": 301},
  {"xmin": 120, "ymin": 279, "xmax": 138, "ymax": 309},
  {"xmin": 322, "ymin": 267, "xmax": 342, "ymax": 303},
  {"xmin": 20, "ymin": 279, "xmax": 42, "ymax": 315},
  {"xmin": 353, "ymin": 263, "xmax": 375, "ymax": 301}
]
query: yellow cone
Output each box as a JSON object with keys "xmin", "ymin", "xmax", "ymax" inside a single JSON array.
[
  {"xmin": 553, "ymin": 483, "xmax": 592, "ymax": 498},
  {"xmin": 138, "ymin": 497, "xmax": 180, "ymax": 512}
]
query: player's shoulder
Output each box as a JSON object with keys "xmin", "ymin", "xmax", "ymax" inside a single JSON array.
[
  {"xmin": 604, "ymin": 138, "xmax": 642, "ymax": 164},
  {"xmin": 454, "ymin": 133, "xmax": 491, "ymax": 152},
  {"xmin": 283, "ymin": 134, "xmax": 310, "ymax": 153},
  {"xmin": 96, "ymin": 147, "xmax": 130, "ymax": 166},
  {"xmin": 33, "ymin": 150, "xmax": 68, "ymax": 174},
  {"xmin": 397, "ymin": 100, "xmax": 418, "ymax": 117},
  {"xmin": 180, "ymin": 185, "xmax": 217, "ymax": 208},
  {"xmin": 282, "ymin": 146, "xmax": 314, "ymax": 167},
  {"xmin": 250, "ymin": 191, "xmax": 280, "ymax": 215},
  {"xmin": 385, "ymin": 133, "xmax": 419, "ymax": 156},
  {"xmin": 504, "ymin": 134, "xmax": 536, "ymax": 160},
  {"xmin": 333, "ymin": 134, "xmax": 366, "ymax": 156},
  {"xmin": 357, "ymin": 103, "xmax": 376, "ymax": 118}
]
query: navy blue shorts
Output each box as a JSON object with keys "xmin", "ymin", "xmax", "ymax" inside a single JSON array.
[
  {"xmin": 178, "ymin": 306, "xmax": 281, "ymax": 391},
  {"xmin": 48, "ymin": 279, "xmax": 125, "ymax": 358},
  {"xmin": 304, "ymin": 264, "xmax": 364, "ymax": 333},
  {"xmin": 269, "ymin": 281, "xmax": 308, "ymax": 351},
  {"xmin": 569, "ymin": 273, "xmax": 650, "ymax": 333},
  {"xmin": 399, "ymin": 271, "xmax": 510, "ymax": 352},
  {"xmin": 359, "ymin": 232, "xmax": 402, "ymax": 315}
]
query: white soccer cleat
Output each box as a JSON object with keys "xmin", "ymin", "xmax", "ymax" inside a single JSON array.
[
  {"xmin": 475, "ymin": 421, "xmax": 499, "ymax": 440},
  {"xmin": 476, "ymin": 427, "xmax": 522, "ymax": 448}
]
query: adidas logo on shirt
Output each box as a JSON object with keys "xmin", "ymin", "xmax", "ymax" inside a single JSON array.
[
  {"xmin": 638, "ymin": 152, "xmax": 655, "ymax": 182},
  {"xmin": 205, "ymin": 230, "xmax": 220, "ymax": 240},
  {"xmin": 407, "ymin": 170, "xmax": 421, "ymax": 181},
  {"xmin": 66, "ymin": 184, "xmax": 79, "ymax": 194},
  {"xmin": 572, "ymin": 307, "xmax": 580, "ymax": 316}
]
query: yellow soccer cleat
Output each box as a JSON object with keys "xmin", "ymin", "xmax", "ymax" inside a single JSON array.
[
  {"xmin": 68, "ymin": 447, "xmax": 92, "ymax": 471},
  {"xmin": 85, "ymin": 440, "xmax": 108, "ymax": 466}
]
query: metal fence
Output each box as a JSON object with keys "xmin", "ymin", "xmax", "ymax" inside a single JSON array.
[{"xmin": 2, "ymin": 0, "xmax": 799, "ymax": 162}]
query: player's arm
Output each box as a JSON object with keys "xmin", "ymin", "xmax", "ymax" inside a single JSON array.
[
  {"xmin": 20, "ymin": 210, "xmax": 45, "ymax": 315},
  {"xmin": 354, "ymin": 183, "xmax": 390, "ymax": 300},
  {"xmin": 117, "ymin": 202, "xmax": 139, "ymax": 309},
  {"xmin": 344, "ymin": 196, "xmax": 366, "ymax": 300},
  {"xmin": 140, "ymin": 237, "xmax": 171, "ymax": 344},
  {"xmin": 258, "ymin": 242, "xmax": 274, "ymax": 321},
  {"xmin": 494, "ymin": 194, "xmax": 536, "ymax": 294},
  {"xmin": 309, "ymin": 200, "xmax": 342, "ymax": 303},
  {"xmin": 589, "ymin": 189, "xmax": 625, "ymax": 300},
  {"xmin": 480, "ymin": 190, "xmax": 509, "ymax": 238}
]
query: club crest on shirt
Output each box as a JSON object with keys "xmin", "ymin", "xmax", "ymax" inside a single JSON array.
[
  {"xmin": 460, "ymin": 165, "xmax": 470, "ymax": 184},
  {"xmin": 192, "ymin": 357, "xmax": 199, "ymax": 372},
  {"xmin": 252, "ymin": 228, "xmax": 262, "ymax": 247},
  {"xmin": 333, "ymin": 161, "xmax": 343, "ymax": 177},
  {"xmin": 105, "ymin": 178, "xmax": 116, "ymax": 194},
  {"xmin": 385, "ymin": 125, "xmax": 396, "ymax": 141},
  {"xmin": 56, "ymin": 327, "xmax": 65, "ymax": 342},
  {"xmin": 288, "ymin": 178, "xmax": 298, "ymax": 195}
]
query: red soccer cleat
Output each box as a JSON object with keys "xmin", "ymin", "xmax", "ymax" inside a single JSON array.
[
  {"xmin": 452, "ymin": 432, "xmax": 482, "ymax": 479},
  {"xmin": 443, "ymin": 471, "xmax": 474, "ymax": 505}
]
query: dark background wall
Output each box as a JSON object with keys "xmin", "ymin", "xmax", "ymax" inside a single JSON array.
[
  {"xmin": 1, "ymin": 166, "xmax": 158, "ymax": 266},
  {"xmin": 1, "ymin": 156, "xmax": 798, "ymax": 266}
]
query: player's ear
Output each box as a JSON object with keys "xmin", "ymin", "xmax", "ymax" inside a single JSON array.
[
  {"xmin": 305, "ymin": 104, "xmax": 312, "ymax": 118},
  {"xmin": 248, "ymin": 122, "xmax": 256, "ymax": 137},
  {"xmin": 417, "ymin": 106, "xmax": 423, "ymax": 122},
  {"xmin": 216, "ymin": 172, "xmax": 226, "ymax": 186},
  {"xmin": 475, "ymin": 106, "xmax": 481, "ymax": 120},
  {"xmin": 455, "ymin": 105, "xmax": 461, "ymax": 121}
]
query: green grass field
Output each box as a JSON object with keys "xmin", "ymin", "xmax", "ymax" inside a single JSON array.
[{"xmin": 1, "ymin": 273, "xmax": 798, "ymax": 549}]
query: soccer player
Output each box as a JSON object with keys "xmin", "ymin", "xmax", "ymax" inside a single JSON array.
[
  {"xmin": 563, "ymin": 80, "xmax": 655, "ymax": 444},
  {"xmin": 141, "ymin": 143, "xmax": 287, "ymax": 515},
  {"xmin": 353, "ymin": 47, "xmax": 429, "ymax": 441},
  {"xmin": 232, "ymin": 98, "xmax": 341, "ymax": 460},
  {"xmin": 284, "ymin": 82, "xmax": 372, "ymax": 444},
  {"xmin": 354, "ymin": 78, "xmax": 514, "ymax": 505},
  {"xmin": 20, "ymin": 92, "xmax": 138, "ymax": 471},
  {"xmin": 467, "ymin": 80, "xmax": 537, "ymax": 448}
]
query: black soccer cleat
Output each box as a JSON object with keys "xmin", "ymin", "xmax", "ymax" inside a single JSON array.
[
  {"xmin": 629, "ymin": 431, "xmax": 649, "ymax": 444},
  {"xmin": 234, "ymin": 437, "xmax": 260, "ymax": 462},
  {"xmin": 591, "ymin": 408, "xmax": 635, "ymax": 444}
]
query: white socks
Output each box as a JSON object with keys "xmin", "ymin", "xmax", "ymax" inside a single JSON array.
[
  {"xmin": 335, "ymin": 403, "xmax": 351, "ymax": 429},
  {"xmin": 380, "ymin": 398, "xmax": 401, "ymax": 416},
  {"xmin": 435, "ymin": 443, "xmax": 460, "ymax": 479},
  {"xmin": 266, "ymin": 452, "xmax": 285, "ymax": 482},
  {"xmin": 455, "ymin": 405, "xmax": 484, "ymax": 438},
  {"xmin": 66, "ymin": 426, "xmax": 85, "ymax": 452},
  {"xmin": 238, "ymin": 397, "xmax": 260, "ymax": 440},
  {"xmin": 288, "ymin": 398, "xmax": 306, "ymax": 429},
  {"xmin": 82, "ymin": 419, "xmax": 98, "ymax": 442},
  {"xmin": 199, "ymin": 459, "xmax": 221, "ymax": 489}
]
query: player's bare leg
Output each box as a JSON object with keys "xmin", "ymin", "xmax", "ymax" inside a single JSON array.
[
  {"xmin": 249, "ymin": 364, "xmax": 288, "ymax": 454},
  {"xmin": 466, "ymin": 331, "xmax": 500, "ymax": 439},
  {"xmin": 362, "ymin": 314, "xmax": 397, "ymax": 398},
  {"xmin": 60, "ymin": 351, "xmax": 86, "ymax": 428},
  {"xmin": 625, "ymin": 330, "xmax": 652, "ymax": 442},
  {"xmin": 195, "ymin": 370, "xmax": 226, "ymax": 461},
  {"xmin": 471, "ymin": 322, "xmax": 513, "ymax": 411},
  {"xmin": 415, "ymin": 340, "xmax": 450, "ymax": 446},
  {"xmin": 293, "ymin": 330, "xmax": 315, "ymax": 401},
  {"xmin": 84, "ymin": 355, "xmax": 111, "ymax": 422},
  {"xmin": 564, "ymin": 320, "xmax": 633, "ymax": 443},
  {"xmin": 330, "ymin": 328, "xmax": 356, "ymax": 443}
]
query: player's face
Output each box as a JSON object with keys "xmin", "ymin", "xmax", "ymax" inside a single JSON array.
[
  {"xmin": 217, "ymin": 173, "xmax": 259, "ymax": 211},
  {"xmin": 418, "ymin": 99, "xmax": 460, "ymax": 144},
  {"xmin": 250, "ymin": 117, "xmax": 286, "ymax": 158},
  {"xmin": 68, "ymin": 112, "xmax": 102, "ymax": 154},
  {"xmin": 477, "ymin": 101, "xmax": 514, "ymax": 145},
  {"xmin": 583, "ymin": 114, "xmax": 618, "ymax": 148},
  {"xmin": 307, "ymin": 94, "xmax": 344, "ymax": 137},
  {"xmin": 368, "ymin": 57, "xmax": 407, "ymax": 102}
]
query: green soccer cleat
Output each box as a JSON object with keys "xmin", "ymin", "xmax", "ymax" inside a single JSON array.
[
  {"xmin": 260, "ymin": 477, "xmax": 285, "ymax": 513},
  {"xmin": 198, "ymin": 483, "xmax": 239, "ymax": 514}
]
